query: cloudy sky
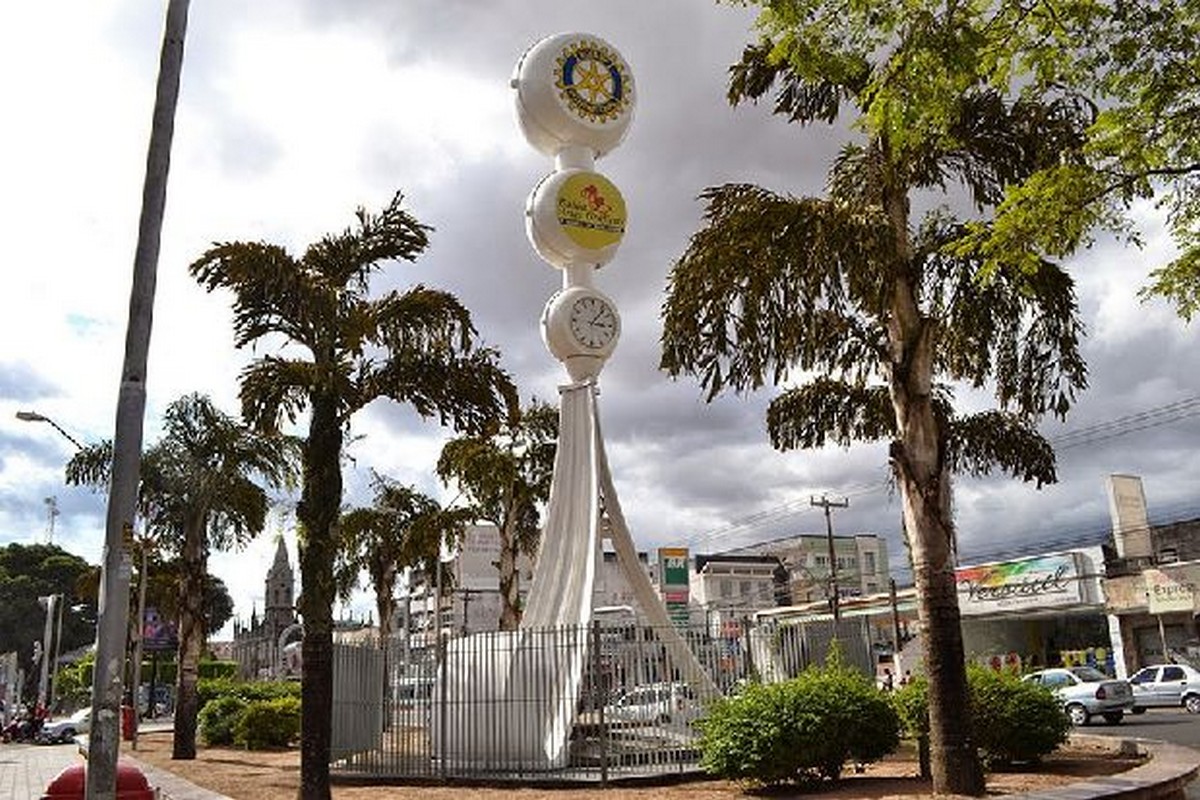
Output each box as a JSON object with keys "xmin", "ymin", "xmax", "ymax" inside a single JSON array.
[{"xmin": 2, "ymin": 1, "xmax": 1198, "ymax": 636}]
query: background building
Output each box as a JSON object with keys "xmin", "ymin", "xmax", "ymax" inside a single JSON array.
[
  {"xmin": 733, "ymin": 533, "xmax": 892, "ymax": 604},
  {"xmin": 231, "ymin": 537, "xmax": 297, "ymax": 678}
]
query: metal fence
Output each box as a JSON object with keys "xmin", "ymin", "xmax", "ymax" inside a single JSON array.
[{"xmin": 330, "ymin": 615, "xmax": 874, "ymax": 784}]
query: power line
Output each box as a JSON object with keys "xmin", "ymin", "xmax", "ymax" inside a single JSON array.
[{"xmin": 682, "ymin": 394, "xmax": 1199, "ymax": 553}]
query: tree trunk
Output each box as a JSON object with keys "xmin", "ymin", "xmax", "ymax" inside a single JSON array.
[
  {"xmin": 497, "ymin": 513, "xmax": 520, "ymax": 631},
  {"xmin": 883, "ymin": 167, "xmax": 985, "ymax": 796},
  {"xmin": 173, "ymin": 515, "xmax": 207, "ymax": 760},
  {"xmin": 297, "ymin": 395, "xmax": 342, "ymax": 800}
]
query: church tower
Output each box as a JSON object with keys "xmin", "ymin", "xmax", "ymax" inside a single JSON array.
[{"xmin": 263, "ymin": 535, "xmax": 295, "ymax": 636}]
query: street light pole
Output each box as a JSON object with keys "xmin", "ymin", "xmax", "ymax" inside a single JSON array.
[
  {"xmin": 87, "ymin": 3, "xmax": 188, "ymax": 798},
  {"xmin": 16, "ymin": 411, "xmax": 85, "ymax": 451}
]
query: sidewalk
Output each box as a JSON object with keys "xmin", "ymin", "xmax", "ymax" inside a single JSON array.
[{"xmin": 75, "ymin": 717, "xmax": 233, "ymax": 800}]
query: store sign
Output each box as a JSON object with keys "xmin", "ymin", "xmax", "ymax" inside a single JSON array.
[
  {"xmin": 658, "ymin": 547, "xmax": 690, "ymax": 626},
  {"xmin": 956, "ymin": 553, "xmax": 1082, "ymax": 615},
  {"xmin": 1145, "ymin": 568, "xmax": 1196, "ymax": 614}
]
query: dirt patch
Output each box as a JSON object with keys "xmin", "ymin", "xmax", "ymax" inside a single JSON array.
[{"xmin": 123, "ymin": 734, "xmax": 1144, "ymax": 800}]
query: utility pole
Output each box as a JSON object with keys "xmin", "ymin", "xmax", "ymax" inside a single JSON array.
[
  {"xmin": 87, "ymin": 3, "xmax": 188, "ymax": 798},
  {"xmin": 44, "ymin": 497, "xmax": 59, "ymax": 545},
  {"xmin": 50, "ymin": 594, "xmax": 64, "ymax": 710},
  {"xmin": 811, "ymin": 494, "xmax": 849, "ymax": 621},
  {"xmin": 37, "ymin": 594, "xmax": 57, "ymax": 711}
]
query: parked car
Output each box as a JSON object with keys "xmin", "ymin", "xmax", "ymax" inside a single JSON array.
[
  {"xmin": 1128, "ymin": 663, "xmax": 1200, "ymax": 714},
  {"xmin": 1022, "ymin": 667, "xmax": 1134, "ymax": 726},
  {"xmin": 37, "ymin": 708, "xmax": 90, "ymax": 744},
  {"xmin": 605, "ymin": 682, "xmax": 701, "ymax": 726}
]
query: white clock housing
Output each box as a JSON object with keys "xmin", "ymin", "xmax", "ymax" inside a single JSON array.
[
  {"xmin": 512, "ymin": 32, "xmax": 636, "ymax": 159},
  {"xmin": 541, "ymin": 286, "xmax": 621, "ymax": 381},
  {"xmin": 526, "ymin": 168, "xmax": 627, "ymax": 269}
]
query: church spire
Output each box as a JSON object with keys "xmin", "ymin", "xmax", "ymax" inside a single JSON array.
[{"xmin": 272, "ymin": 534, "xmax": 290, "ymax": 572}]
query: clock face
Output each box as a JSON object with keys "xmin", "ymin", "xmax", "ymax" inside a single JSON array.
[{"xmin": 569, "ymin": 295, "xmax": 617, "ymax": 349}]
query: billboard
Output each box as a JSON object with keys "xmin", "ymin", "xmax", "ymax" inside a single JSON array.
[
  {"xmin": 955, "ymin": 553, "xmax": 1084, "ymax": 615},
  {"xmin": 658, "ymin": 547, "xmax": 690, "ymax": 626},
  {"xmin": 141, "ymin": 607, "xmax": 178, "ymax": 652}
]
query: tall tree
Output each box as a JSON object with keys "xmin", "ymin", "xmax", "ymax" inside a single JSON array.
[
  {"xmin": 335, "ymin": 474, "xmax": 472, "ymax": 644},
  {"xmin": 661, "ymin": 3, "xmax": 1099, "ymax": 793},
  {"xmin": 436, "ymin": 399, "xmax": 557, "ymax": 630},
  {"xmin": 0, "ymin": 544, "xmax": 97, "ymax": 702},
  {"xmin": 65, "ymin": 393, "xmax": 298, "ymax": 760},
  {"xmin": 190, "ymin": 192, "xmax": 516, "ymax": 800}
]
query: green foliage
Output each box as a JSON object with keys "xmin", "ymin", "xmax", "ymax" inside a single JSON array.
[
  {"xmin": 890, "ymin": 670, "xmax": 1069, "ymax": 768},
  {"xmin": 968, "ymin": 666, "xmax": 1070, "ymax": 767},
  {"xmin": 0, "ymin": 543, "xmax": 98, "ymax": 687},
  {"xmin": 234, "ymin": 696, "xmax": 302, "ymax": 750},
  {"xmin": 197, "ymin": 677, "xmax": 300, "ymax": 710},
  {"xmin": 891, "ymin": 677, "xmax": 930, "ymax": 739},
  {"xmin": 698, "ymin": 660, "xmax": 899, "ymax": 786},
  {"xmin": 198, "ymin": 695, "xmax": 249, "ymax": 746},
  {"xmin": 51, "ymin": 652, "xmax": 95, "ymax": 711},
  {"xmin": 199, "ymin": 661, "xmax": 238, "ymax": 681}
]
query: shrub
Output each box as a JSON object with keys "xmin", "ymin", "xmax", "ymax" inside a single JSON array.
[
  {"xmin": 197, "ymin": 677, "xmax": 300, "ymax": 710},
  {"xmin": 234, "ymin": 696, "xmax": 301, "ymax": 750},
  {"xmin": 698, "ymin": 651, "xmax": 900, "ymax": 786},
  {"xmin": 890, "ymin": 668, "xmax": 1069, "ymax": 769},
  {"xmin": 198, "ymin": 695, "xmax": 249, "ymax": 746},
  {"xmin": 969, "ymin": 666, "xmax": 1069, "ymax": 767},
  {"xmin": 199, "ymin": 660, "xmax": 239, "ymax": 680}
]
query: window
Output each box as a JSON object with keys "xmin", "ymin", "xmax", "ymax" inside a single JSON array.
[
  {"xmin": 815, "ymin": 555, "xmax": 828, "ymax": 567},
  {"xmin": 1129, "ymin": 668, "xmax": 1157, "ymax": 685},
  {"xmin": 719, "ymin": 579, "xmax": 732, "ymax": 598},
  {"xmin": 739, "ymin": 580, "xmax": 752, "ymax": 597},
  {"xmin": 863, "ymin": 552, "xmax": 876, "ymax": 575},
  {"xmin": 1163, "ymin": 666, "xmax": 1186, "ymax": 682}
]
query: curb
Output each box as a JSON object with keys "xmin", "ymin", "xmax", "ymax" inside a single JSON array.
[
  {"xmin": 76, "ymin": 733, "xmax": 234, "ymax": 800},
  {"xmin": 1018, "ymin": 734, "xmax": 1200, "ymax": 799}
]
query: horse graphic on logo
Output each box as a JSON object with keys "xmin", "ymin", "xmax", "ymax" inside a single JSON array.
[{"xmin": 581, "ymin": 183, "xmax": 610, "ymax": 215}]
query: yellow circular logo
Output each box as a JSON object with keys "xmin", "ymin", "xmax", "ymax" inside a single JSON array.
[{"xmin": 555, "ymin": 172, "xmax": 626, "ymax": 250}]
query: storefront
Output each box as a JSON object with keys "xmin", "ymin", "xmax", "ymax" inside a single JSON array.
[
  {"xmin": 753, "ymin": 547, "xmax": 1119, "ymax": 682},
  {"xmin": 1104, "ymin": 562, "xmax": 1200, "ymax": 675},
  {"xmin": 955, "ymin": 548, "xmax": 1115, "ymax": 675}
]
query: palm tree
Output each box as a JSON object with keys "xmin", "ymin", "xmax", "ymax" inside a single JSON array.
[
  {"xmin": 335, "ymin": 473, "xmax": 473, "ymax": 645},
  {"xmin": 189, "ymin": 192, "xmax": 516, "ymax": 800},
  {"xmin": 436, "ymin": 399, "xmax": 557, "ymax": 630},
  {"xmin": 66, "ymin": 393, "xmax": 298, "ymax": 759}
]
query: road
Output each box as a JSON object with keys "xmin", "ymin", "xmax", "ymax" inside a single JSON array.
[{"xmin": 1097, "ymin": 707, "xmax": 1200, "ymax": 749}]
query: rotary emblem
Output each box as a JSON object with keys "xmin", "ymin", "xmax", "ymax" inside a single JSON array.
[{"xmin": 554, "ymin": 39, "xmax": 631, "ymax": 124}]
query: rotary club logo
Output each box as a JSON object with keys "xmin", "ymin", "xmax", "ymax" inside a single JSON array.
[{"xmin": 554, "ymin": 39, "xmax": 631, "ymax": 124}]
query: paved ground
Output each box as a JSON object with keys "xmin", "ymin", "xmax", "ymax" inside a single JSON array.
[
  {"xmin": 0, "ymin": 740, "xmax": 82, "ymax": 799},
  {"xmin": 0, "ymin": 717, "xmax": 231, "ymax": 800}
]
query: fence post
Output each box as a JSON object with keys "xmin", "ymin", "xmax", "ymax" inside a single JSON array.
[{"xmin": 592, "ymin": 619, "xmax": 607, "ymax": 786}]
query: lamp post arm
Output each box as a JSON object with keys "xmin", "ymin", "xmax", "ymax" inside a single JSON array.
[{"xmin": 46, "ymin": 419, "xmax": 84, "ymax": 452}]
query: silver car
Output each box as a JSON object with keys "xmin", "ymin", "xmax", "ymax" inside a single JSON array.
[
  {"xmin": 1128, "ymin": 663, "xmax": 1200, "ymax": 714},
  {"xmin": 1022, "ymin": 667, "xmax": 1134, "ymax": 726}
]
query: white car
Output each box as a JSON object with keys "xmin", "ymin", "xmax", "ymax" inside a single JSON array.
[
  {"xmin": 38, "ymin": 707, "xmax": 91, "ymax": 744},
  {"xmin": 1128, "ymin": 663, "xmax": 1200, "ymax": 714},
  {"xmin": 1022, "ymin": 667, "xmax": 1134, "ymax": 726},
  {"xmin": 605, "ymin": 682, "xmax": 701, "ymax": 727}
]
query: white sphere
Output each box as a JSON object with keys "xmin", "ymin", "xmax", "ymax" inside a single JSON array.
[
  {"xmin": 512, "ymin": 32, "xmax": 636, "ymax": 158},
  {"xmin": 526, "ymin": 168, "xmax": 627, "ymax": 269}
]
